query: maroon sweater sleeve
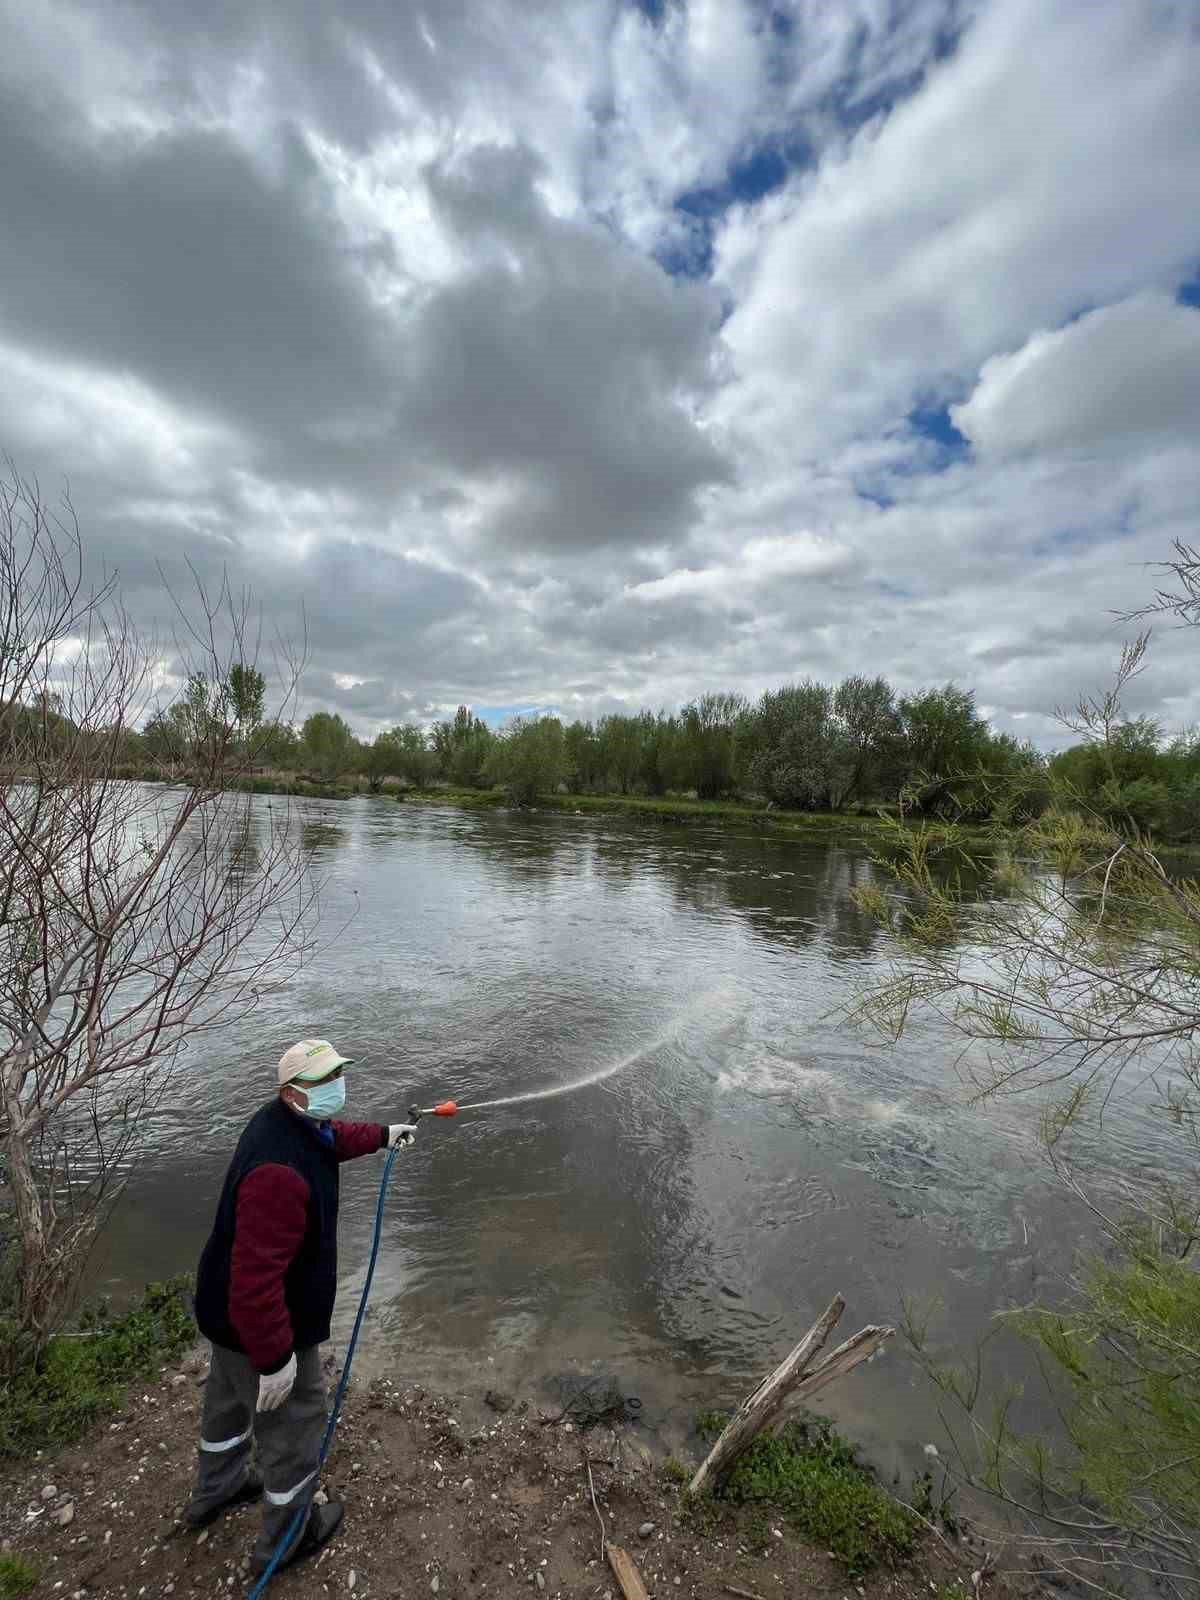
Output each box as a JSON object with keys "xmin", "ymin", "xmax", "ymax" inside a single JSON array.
[
  {"xmin": 229, "ymin": 1163, "xmax": 309, "ymax": 1373},
  {"xmin": 332, "ymin": 1120, "xmax": 388, "ymax": 1163}
]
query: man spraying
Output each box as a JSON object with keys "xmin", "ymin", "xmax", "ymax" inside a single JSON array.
[{"xmin": 186, "ymin": 1040, "xmax": 418, "ymax": 1575}]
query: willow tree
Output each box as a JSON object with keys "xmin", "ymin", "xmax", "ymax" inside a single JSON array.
[
  {"xmin": 0, "ymin": 467, "xmax": 313, "ymax": 1368},
  {"xmin": 851, "ymin": 552, "xmax": 1200, "ymax": 1593}
]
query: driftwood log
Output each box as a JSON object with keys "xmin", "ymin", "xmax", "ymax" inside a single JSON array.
[{"xmin": 688, "ymin": 1294, "xmax": 893, "ymax": 1497}]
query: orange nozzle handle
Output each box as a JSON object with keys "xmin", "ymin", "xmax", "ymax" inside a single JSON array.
[{"xmin": 433, "ymin": 1100, "xmax": 459, "ymax": 1117}]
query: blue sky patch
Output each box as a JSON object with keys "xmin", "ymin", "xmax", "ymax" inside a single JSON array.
[
  {"xmin": 908, "ymin": 404, "xmax": 970, "ymax": 462},
  {"xmin": 663, "ymin": 135, "xmax": 806, "ymax": 279},
  {"xmin": 823, "ymin": 11, "xmax": 968, "ymax": 139},
  {"xmin": 475, "ymin": 703, "xmax": 555, "ymax": 729},
  {"xmin": 655, "ymin": 226, "xmax": 714, "ymax": 280},
  {"xmin": 855, "ymin": 482, "xmax": 896, "ymax": 510}
]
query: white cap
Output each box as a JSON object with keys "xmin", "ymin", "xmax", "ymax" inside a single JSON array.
[{"xmin": 277, "ymin": 1038, "xmax": 354, "ymax": 1088}]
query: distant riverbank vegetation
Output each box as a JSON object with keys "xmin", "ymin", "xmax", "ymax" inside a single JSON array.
[{"xmin": 102, "ymin": 670, "xmax": 1200, "ymax": 843}]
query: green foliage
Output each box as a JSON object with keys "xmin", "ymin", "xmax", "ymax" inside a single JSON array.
[
  {"xmin": 365, "ymin": 724, "xmax": 433, "ymax": 791},
  {"xmin": 110, "ymin": 667, "xmax": 1078, "ymax": 835},
  {"xmin": 675, "ymin": 693, "xmax": 746, "ymax": 800},
  {"xmin": 432, "ymin": 706, "xmax": 494, "ymax": 787},
  {"xmin": 853, "ymin": 610, "xmax": 1200, "ymax": 1586},
  {"xmin": 661, "ymin": 1456, "xmax": 691, "ymax": 1485},
  {"xmin": 895, "ymin": 685, "xmax": 1047, "ymax": 821},
  {"xmin": 1050, "ymin": 717, "xmax": 1200, "ymax": 842},
  {"xmin": 1011, "ymin": 1232, "xmax": 1200, "ymax": 1535},
  {"xmin": 226, "ymin": 662, "xmax": 265, "ymax": 733},
  {"xmin": 0, "ymin": 1279, "xmax": 194, "ymax": 1458},
  {"xmin": 835, "ymin": 674, "xmax": 901, "ymax": 807},
  {"xmin": 596, "ymin": 714, "xmax": 643, "ymax": 795},
  {"xmin": 253, "ymin": 718, "xmax": 300, "ymax": 768},
  {"xmin": 0, "ymin": 1555, "xmax": 38, "ymax": 1599},
  {"xmin": 484, "ymin": 715, "xmax": 567, "ymax": 804},
  {"xmin": 563, "ymin": 719, "xmax": 604, "ymax": 794},
  {"xmin": 743, "ymin": 681, "xmax": 856, "ymax": 810},
  {"xmin": 694, "ymin": 1413, "xmax": 916, "ymax": 1576},
  {"xmin": 301, "ymin": 710, "xmax": 356, "ymax": 781}
]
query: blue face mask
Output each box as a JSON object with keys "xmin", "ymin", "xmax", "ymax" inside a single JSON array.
[{"xmin": 300, "ymin": 1076, "xmax": 346, "ymax": 1120}]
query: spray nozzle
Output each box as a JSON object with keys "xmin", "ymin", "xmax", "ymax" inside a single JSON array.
[{"xmin": 411, "ymin": 1100, "xmax": 460, "ymax": 1119}]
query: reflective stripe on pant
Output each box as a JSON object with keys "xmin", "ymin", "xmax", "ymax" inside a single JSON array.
[{"xmin": 187, "ymin": 1343, "xmax": 327, "ymax": 1565}]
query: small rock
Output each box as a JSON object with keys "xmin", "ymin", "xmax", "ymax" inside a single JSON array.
[
  {"xmin": 42, "ymin": 1484, "xmax": 59, "ymax": 1501},
  {"xmin": 639, "ymin": 1522, "xmax": 656, "ymax": 1539},
  {"xmin": 484, "ymin": 1389, "xmax": 514, "ymax": 1414},
  {"xmin": 535, "ymin": 1574, "xmax": 545, "ymax": 1591},
  {"xmin": 314, "ymin": 1489, "xmax": 329, "ymax": 1507},
  {"xmin": 196, "ymin": 1530, "xmax": 209, "ymax": 1545},
  {"xmin": 55, "ymin": 1502, "xmax": 76, "ymax": 1527},
  {"xmin": 348, "ymin": 1571, "xmax": 357, "ymax": 1591},
  {"xmin": 170, "ymin": 1375, "xmax": 187, "ymax": 1387},
  {"xmin": 431, "ymin": 1579, "xmax": 440, "ymax": 1595},
  {"xmin": 165, "ymin": 1587, "xmax": 175, "ymax": 1596}
]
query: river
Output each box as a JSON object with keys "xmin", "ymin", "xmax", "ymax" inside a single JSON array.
[{"xmin": 92, "ymin": 795, "xmax": 1171, "ymax": 1482}]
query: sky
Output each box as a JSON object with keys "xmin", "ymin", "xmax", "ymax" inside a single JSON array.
[{"xmin": 2, "ymin": 0, "xmax": 1199, "ymax": 747}]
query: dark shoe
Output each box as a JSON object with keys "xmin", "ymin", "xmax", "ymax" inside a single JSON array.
[
  {"xmin": 253, "ymin": 1502, "xmax": 344, "ymax": 1578},
  {"xmin": 184, "ymin": 1471, "xmax": 264, "ymax": 1529}
]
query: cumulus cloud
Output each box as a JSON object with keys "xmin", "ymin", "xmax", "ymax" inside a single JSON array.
[
  {"xmin": 953, "ymin": 294, "xmax": 1200, "ymax": 458},
  {"xmin": 0, "ymin": 0, "xmax": 1196, "ymax": 741},
  {"xmin": 714, "ymin": 0, "xmax": 1200, "ymax": 450}
]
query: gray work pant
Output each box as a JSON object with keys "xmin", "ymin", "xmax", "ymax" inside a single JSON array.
[{"xmin": 188, "ymin": 1344, "xmax": 326, "ymax": 1567}]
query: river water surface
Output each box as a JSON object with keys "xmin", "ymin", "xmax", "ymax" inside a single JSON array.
[{"xmin": 94, "ymin": 796, "xmax": 1173, "ymax": 1479}]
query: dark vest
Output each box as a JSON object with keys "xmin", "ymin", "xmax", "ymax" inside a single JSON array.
[{"xmin": 195, "ymin": 1098, "xmax": 340, "ymax": 1356}]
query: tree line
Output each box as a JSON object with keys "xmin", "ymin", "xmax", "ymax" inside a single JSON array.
[{"xmin": 49, "ymin": 663, "xmax": 1200, "ymax": 838}]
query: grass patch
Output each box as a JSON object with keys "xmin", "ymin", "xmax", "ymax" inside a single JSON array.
[
  {"xmin": 661, "ymin": 1457, "xmax": 691, "ymax": 1486},
  {"xmin": 0, "ymin": 1556, "xmax": 38, "ymax": 1600},
  {"xmin": 0, "ymin": 1279, "xmax": 194, "ymax": 1459},
  {"xmin": 398, "ymin": 786, "xmax": 506, "ymax": 810},
  {"xmin": 695, "ymin": 1413, "xmax": 917, "ymax": 1577}
]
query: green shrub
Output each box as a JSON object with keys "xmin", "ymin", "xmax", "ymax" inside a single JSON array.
[
  {"xmin": 0, "ymin": 1555, "xmax": 38, "ymax": 1599},
  {"xmin": 0, "ymin": 1279, "xmax": 194, "ymax": 1458},
  {"xmin": 696, "ymin": 1413, "xmax": 917, "ymax": 1576}
]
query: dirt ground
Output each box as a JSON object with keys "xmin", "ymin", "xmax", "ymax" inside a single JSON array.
[{"xmin": 0, "ymin": 1350, "xmax": 997, "ymax": 1600}]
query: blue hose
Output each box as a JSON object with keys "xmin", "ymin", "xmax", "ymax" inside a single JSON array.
[{"xmin": 247, "ymin": 1144, "xmax": 399, "ymax": 1600}]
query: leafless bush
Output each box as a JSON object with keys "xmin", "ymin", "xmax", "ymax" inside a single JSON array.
[{"xmin": 0, "ymin": 465, "xmax": 314, "ymax": 1366}]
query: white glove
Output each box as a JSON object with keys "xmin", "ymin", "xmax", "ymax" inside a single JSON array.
[
  {"xmin": 257, "ymin": 1352, "xmax": 297, "ymax": 1412},
  {"xmin": 387, "ymin": 1123, "xmax": 418, "ymax": 1149}
]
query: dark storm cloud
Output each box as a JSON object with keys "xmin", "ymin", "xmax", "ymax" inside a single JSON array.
[
  {"xmin": 406, "ymin": 146, "xmax": 732, "ymax": 551},
  {"xmin": 0, "ymin": 89, "xmax": 397, "ymax": 458},
  {"xmin": 0, "ymin": 71, "xmax": 729, "ymax": 558}
]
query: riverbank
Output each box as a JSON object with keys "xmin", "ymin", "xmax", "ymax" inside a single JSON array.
[
  {"xmin": 219, "ymin": 773, "xmax": 916, "ymax": 843},
  {"xmin": 0, "ymin": 1343, "xmax": 992, "ymax": 1600},
  {"xmin": 143, "ymin": 771, "xmax": 897, "ymax": 840},
  {"xmin": 394, "ymin": 787, "xmax": 1002, "ymax": 850}
]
